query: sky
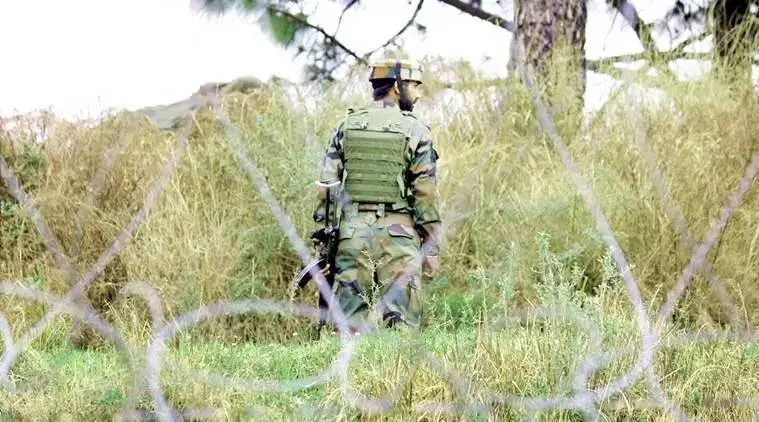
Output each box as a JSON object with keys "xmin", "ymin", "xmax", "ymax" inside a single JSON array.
[{"xmin": 0, "ymin": 0, "xmax": 721, "ymax": 121}]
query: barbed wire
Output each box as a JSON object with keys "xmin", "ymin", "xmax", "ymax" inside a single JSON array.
[{"xmin": 1, "ymin": 34, "xmax": 759, "ymax": 421}]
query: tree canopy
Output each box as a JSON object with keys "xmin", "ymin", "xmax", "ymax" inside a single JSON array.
[{"xmin": 190, "ymin": 0, "xmax": 759, "ymax": 87}]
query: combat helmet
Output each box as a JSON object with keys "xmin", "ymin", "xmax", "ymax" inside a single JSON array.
[
  {"xmin": 368, "ymin": 49, "xmax": 423, "ymax": 111},
  {"xmin": 368, "ymin": 50, "xmax": 424, "ymax": 84}
]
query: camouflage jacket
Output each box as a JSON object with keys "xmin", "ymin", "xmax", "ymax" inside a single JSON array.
[{"xmin": 314, "ymin": 100, "xmax": 442, "ymax": 255}]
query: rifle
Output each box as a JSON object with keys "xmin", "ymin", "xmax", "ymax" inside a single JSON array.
[{"xmin": 293, "ymin": 181, "xmax": 341, "ymax": 329}]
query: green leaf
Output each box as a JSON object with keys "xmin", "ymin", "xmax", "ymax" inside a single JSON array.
[
  {"xmin": 264, "ymin": 9, "xmax": 304, "ymax": 46},
  {"xmin": 191, "ymin": 0, "xmax": 263, "ymax": 16},
  {"xmin": 242, "ymin": 0, "xmax": 257, "ymax": 11}
]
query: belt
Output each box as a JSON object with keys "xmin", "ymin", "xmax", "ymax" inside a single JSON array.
[
  {"xmin": 343, "ymin": 202, "xmax": 409, "ymax": 218},
  {"xmin": 357, "ymin": 203, "xmax": 391, "ymax": 211}
]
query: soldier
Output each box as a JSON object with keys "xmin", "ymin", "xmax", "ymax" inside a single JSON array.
[{"xmin": 312, "ymin": 51, "xmax": 442, "ymax": 335}]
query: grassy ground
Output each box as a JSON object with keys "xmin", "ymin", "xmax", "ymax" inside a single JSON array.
[
  {"xmin": 2, "ymin": 55, "xmax": 759, "ymax": 420},
  {"xmin": 1, "ymin": 276, "xmax": 758, "ymax": 421}
]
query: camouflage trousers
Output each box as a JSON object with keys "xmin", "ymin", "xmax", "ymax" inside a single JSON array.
[{"xmin": 329, "ymin": 209, "xmax": 423, "ymax": 332}]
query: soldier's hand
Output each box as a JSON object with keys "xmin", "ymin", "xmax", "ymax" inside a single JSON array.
[{"xmin": 422, "ymin": 255, "xmax": 439, "ymax": 280}]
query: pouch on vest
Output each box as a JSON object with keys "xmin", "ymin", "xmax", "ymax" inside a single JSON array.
[{"xmin": 341, "ymin": 108, "xmax": 415, "ymax": 206}]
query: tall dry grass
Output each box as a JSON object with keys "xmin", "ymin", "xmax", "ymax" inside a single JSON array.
[{"xmin": 1, "ymin": 56, "xmax": 758, "ymax": 348}]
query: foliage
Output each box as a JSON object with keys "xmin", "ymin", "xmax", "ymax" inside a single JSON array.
[
  {"xmin": 192, "ymin": 0, "xmax": 307, "ymax": 45},
  {"xmin": 265, "ymin": 8, "xmax": 303, "ymax": 45},
  {"xmin": 189, "ymin": 0, "xmax": 759, "ymax": 96},
  {"xmin": 190, "ymin": 0, "xmax": 487, "ymax": 81}
]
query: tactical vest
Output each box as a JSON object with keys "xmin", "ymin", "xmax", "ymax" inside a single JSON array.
[{"xmin": 341, "ymin": 107, "xmax": 416, "ymax": 207}]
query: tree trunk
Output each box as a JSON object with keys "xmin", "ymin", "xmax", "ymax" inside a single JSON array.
[
  {"xmin": 514, "ymin": 0, "xmax": 587, "ymax": 115},
  {"xmin": 711, "ymin": 0, "xmax": 754, "ymax": 87}
]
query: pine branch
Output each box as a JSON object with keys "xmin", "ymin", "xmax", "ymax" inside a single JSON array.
[
  {"xmin": 614, "ymin": 1, "xmax": 658, "ymax": 58},
  {"xmin": 437, "ymin": 0, "xmax": 515, "ymax": 32},
  {"xmin": 669, "ymin": 30, "xmax": 710, "ymax": 56},
  {"xmin": 333, "ymin": 0, "xmax": 360, "ymax": 37},
  {"xmin": 266, "ymin": 5, "xmax": 368, "ymax": 65},
  {"xmin": 586, "ymin": 49, "xmax": 714, "ymax": 73},
  {"xmin": 268, "ymin": 0, "xmax": 432, "ymax": 77},
  {"xmin": 363, "ymin": 0, "xmax": 427, "ymax": 60},
  {"xmin": 610, "ymin": 0, "xmax": 681, "ymax": 80}
]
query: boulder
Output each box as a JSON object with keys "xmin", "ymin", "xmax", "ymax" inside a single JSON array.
[{"xmin": 136, "ymin": 76, "xmax": 264, "ymax": 131}]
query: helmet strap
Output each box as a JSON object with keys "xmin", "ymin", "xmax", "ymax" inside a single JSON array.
[{"xmin": 394, "ymin": 61, "xmax": 414, "ymax": 112}]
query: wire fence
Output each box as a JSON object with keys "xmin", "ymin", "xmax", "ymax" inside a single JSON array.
[{"xmin": 1, "ymin": 34, "xmax": 759, "ymax": 421}]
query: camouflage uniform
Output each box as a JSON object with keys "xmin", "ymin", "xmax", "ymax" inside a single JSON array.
[{"xmin": 314, "ymin": 96, "xmax": 441, "ymax": 332}]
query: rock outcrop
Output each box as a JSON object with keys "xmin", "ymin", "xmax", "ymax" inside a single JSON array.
[{"xmin": 136, "ymin": 76, "xmax": 264, "ymax": 131}]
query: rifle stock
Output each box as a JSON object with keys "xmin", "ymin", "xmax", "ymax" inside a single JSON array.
[{"xmin": 293, "ymin": 181, "xmax": 341, "ymax": 328}]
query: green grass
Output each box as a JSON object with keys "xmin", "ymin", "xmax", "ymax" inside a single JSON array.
[
  {"xmin": 2, "ymin": 283, "xmax": 758, "ymax": 420},
  {"xmin": 2, "ymin": 242, "xmax": 758, "ymax": 420}
]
